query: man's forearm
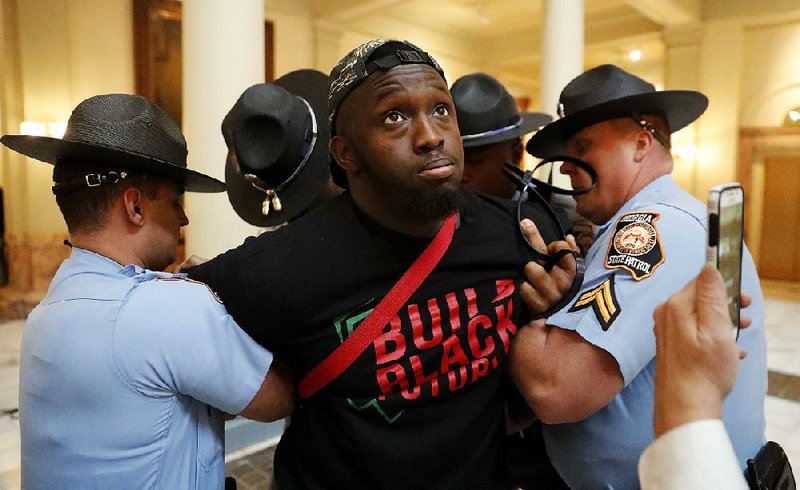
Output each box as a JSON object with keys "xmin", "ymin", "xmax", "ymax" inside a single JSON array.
[{"xmin": 509, "ymin": 321, "xmax": 623, "ymax": 424}]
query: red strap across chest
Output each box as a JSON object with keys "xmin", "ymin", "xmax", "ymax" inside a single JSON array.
[{"xmin": 297, "ymin": 213, "xmax": 457, "ymax": 400}]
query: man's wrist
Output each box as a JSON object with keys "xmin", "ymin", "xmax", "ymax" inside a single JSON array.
[{"xmin": 653, "ymin": 388, "xmax": 724, "ymax": 437}]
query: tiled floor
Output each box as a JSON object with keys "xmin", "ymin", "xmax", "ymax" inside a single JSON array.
[
  {"xmin": 1, "ymin": 285, "xmax": 799, "ymax": 489},
  {"xmin": 226, "ymin": 446, "xmax": 276, "ymax": 490}
]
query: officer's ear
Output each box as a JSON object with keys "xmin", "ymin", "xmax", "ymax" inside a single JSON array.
[
  {"xmin": 511, "ymin": 138, "xmax": 524, "ymax": 165},
  {"xmin": 632, "ymin": 126, "xmax": 655, "ymax": 163},
  {"xmin": 330, "ymin": 135, "xmax": 360, "ymax": 175},
  {"xmin": 122, "ymin": 187, "xmax": 144, "ymax": 226}
]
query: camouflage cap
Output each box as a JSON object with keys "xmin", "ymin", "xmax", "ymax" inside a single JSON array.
[
  {"xmin": 327, "ymin": 39, "xmax": 446, "ymax": 188},
  {"xmin": 328, "ymin": 39, "xmax": 445, "ymax": 133}
]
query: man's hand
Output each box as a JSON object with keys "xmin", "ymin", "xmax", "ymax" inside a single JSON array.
[
  {"xmin": 571, "ymin": 217, "xmax": 596, "ymax": 256},
  {"xmin": 174, "ymin": 255, "xmax": 209, "ymax": 274},
  {"xmin": 519, "ymin": 219, "xmax": 579, "ymax": 316},
  {"xmin": 652, "ymin": 265, "xmax": 741, "ymax": 437}
]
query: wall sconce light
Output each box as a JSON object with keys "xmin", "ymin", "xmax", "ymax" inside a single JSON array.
[
  {"xmin": 784, "ymin": 106, "xmax": 800, "ymax": 126},
  {"xmin": 628, "ymin": 49, "xmax": 642, "ymax": 62},
  {"xmin": 19, "ymin": 121, "xmax": 67, "ymax": 138}
]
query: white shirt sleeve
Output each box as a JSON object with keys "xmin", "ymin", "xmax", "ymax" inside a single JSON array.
[{"xmin": 638, "ymin": 419, "xmax": 749, "ymax": 490}]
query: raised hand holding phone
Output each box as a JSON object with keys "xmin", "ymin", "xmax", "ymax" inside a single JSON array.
[{"xmin": 706, "ymin": 183, "xmax": 745, "ymax": 339}]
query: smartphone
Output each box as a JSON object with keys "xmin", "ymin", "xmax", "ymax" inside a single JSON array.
[{"xmin": 707, "ymin": 183, "xmax": 745, "ymax": 339}]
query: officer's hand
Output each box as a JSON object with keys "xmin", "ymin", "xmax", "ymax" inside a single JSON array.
[
  {"xmin": 519, "ymin": 219, "xmax": 579, "ymax": 316},
  {"xmin": 174, "ymin": 255, "xmax": 209, "ymax": 273}
]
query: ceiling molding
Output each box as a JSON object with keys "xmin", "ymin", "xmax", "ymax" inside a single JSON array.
[
  {"xmin": 265, "ymin": 0, "xmax": 312, "ymax": 17},
  {"xmin": 704, "ymin": 0, "xmax": 800, "ymax": 22},
  {"xmin": 313, "ymin": 0, "xmax": 405, "ymax": 22},
  {"xmin": 622, "ymin": 0, "xmax": 700, "ymax": 26},
  {"xmin": 586, "ymin": 8, "xmax": 661, "ymax": 45}
]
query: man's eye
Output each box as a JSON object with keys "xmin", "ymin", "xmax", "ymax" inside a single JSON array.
[
  {"xmin": 384, "ymin": 112, "xmax": 406, "ymax": 124},
  {"xmin": 434, "ymin": 105, "xmax": 449, "ymax": 116}
]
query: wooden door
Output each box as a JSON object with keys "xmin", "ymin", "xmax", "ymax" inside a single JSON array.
[
  {"xmin": 759, "ymin": 156, "xmax": 800, "ymax": 280},
  {"xmin": 133, "ymin": 0, "xmax": 275, "ymax": 126}
]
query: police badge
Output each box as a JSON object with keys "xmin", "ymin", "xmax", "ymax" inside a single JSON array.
[{"xmin": 605, "ymin": 211, "xmax": 664, "ymax": 281}]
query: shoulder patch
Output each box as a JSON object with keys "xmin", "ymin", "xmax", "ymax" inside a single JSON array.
[
  {"xmin": 568, "ymin": 276, "xmax": 620, "ymax": 331},
  {"xmin": 605, "ymin": 211, "xmax": 664, "ymax": 281},
  {"xmin": 155, "ymin": 277, "xmax": 224, "ymax": 304}
]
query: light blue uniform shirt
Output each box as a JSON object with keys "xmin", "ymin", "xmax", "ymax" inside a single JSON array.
[
  {"xmin": 19, "ymin": 248, "xmax": 273, "ymax": 489},
  {"xmin": 543, "ymin": 176, "xmax": 767, "ymax": 489}
]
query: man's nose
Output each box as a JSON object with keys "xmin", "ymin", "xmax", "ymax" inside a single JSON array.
[
  {"xmin": 179, "ymin": 207, "xmax": 189, "ymax": 227},
  {"xmin": 414, "ymin": 116, "xmax": 444, "ymax": 152}
]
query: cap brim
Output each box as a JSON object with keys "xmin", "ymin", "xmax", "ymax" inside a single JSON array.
[
  {"xmin": 526, "ymin": 90, "xmax": 708, "ymax": 157},
  {"xmin": 0, "ymin": 134, "xmax": 226, "ymax": 193},
  {"xmin": 225, "ymin": 69, "xmax": 333, "ymax": 227},
  {"xmin": 462, "ymin": 112, "xmax": 553, "ymax": 148}
]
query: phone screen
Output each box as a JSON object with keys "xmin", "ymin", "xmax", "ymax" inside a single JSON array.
[{"xmin": 713, "ymin": 187, "xmax": 744, "ymax": 334}]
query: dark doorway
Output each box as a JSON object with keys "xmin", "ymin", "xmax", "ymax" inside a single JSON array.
[{"xmin": 133, "ymin": 0, "xmax": 274, "ymax": 126}]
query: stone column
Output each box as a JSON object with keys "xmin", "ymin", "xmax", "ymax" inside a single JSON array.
[
  {"xmin": 540, "ymin": 0, "xmax": 583, "ymax": 186},
  {"xmin": 182, "ymin": 0, "xmax": 264, "ymax": 258},
  {"xmin": 540, "ymin": 0, "xmax": 584, "ymax": 117}
]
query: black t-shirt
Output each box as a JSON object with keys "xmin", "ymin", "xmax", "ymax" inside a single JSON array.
[{"xmin": 190, "ymin": 191, "xmax": 559, "ymax": 489}]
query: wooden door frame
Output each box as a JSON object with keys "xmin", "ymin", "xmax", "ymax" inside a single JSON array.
[
  {"xmin": 737, "ymin": 126, "xmax": 800, "ymax": 265},
  {"xmin": 133, "ymin": 0, "xmax": 275, "ymax": 101}
]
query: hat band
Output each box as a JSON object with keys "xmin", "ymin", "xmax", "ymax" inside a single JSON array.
[
  {"xmin": 245, "ymin": 96, "xmax": 318, "ymax": 217},
  {"xmin": 51, "ymin": 170, "xmax": 132, "ymax": 196},
  {"xmin": 631, "ymin": 112, "xmax": 671, "ymax": 150},
  {"xmin": 461, "ymin": 116, "xmax": 523, "ymax": 143}
]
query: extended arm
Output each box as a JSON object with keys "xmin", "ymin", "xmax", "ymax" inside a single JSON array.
[
  {"xmin": 508, "ymin": 320, "xmax": 623, "ymax": 423},
  {"xmin": 511, "ymin": 219, "xmax": 623, "ymax": 423},
  {"xmin": 239, "ymin": 358, "xmax": 296, "ymax": 422}
]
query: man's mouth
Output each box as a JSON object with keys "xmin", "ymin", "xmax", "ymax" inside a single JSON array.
[{"xmin": 419, "ymin": 157, "xmax": 455, "ymax": 179}]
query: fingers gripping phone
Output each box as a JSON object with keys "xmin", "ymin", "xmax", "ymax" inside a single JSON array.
[{"xmin": 707, "ymin": 183, "xmax": 745, "ymax": 339}]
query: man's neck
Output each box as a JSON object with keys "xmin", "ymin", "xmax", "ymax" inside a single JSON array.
[
  {"xmin": 348, "ymin": 191, "xmax": 449, "ymax": 238},
  {"xmin": 624, "ymin": 159, "xmax": 672, "ymax": 205},
  {"xmin": 358, "ymin": 205, "xmax": 446, "ymax": 238},
  {"xmin": 69, "ymin": 230, "xmax": 145, "ymax": 269}
]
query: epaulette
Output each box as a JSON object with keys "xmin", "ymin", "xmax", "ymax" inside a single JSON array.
[{"xmin": 155, "ymin": 276, "xmax": 224, "ymax": 304}]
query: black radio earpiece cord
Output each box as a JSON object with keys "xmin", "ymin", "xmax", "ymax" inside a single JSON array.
[{"xmin": 502, "ymin": 155, "xmax": 598, "ymax": 319}]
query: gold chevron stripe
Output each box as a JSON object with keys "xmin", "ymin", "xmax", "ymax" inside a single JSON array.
[{"xmin": 568, "ymin": 276, "xmax": 620, "ymax": 331}]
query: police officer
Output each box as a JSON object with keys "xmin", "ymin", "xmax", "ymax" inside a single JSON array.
[
  {"xmin": 450, "ymin": 72, "xmax": 551, "ymax": 199},
  {"xmin": 1, "ymin": 94, "xmax": 294, "ymax": 489},
  {"xmin": 508, "ymin": 64, "xmax": 767, "ymax": 489}
]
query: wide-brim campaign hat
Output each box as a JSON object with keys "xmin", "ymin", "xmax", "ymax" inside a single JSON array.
[
  {"xmin": 222, "ymin": 69, "xmax": 332, "ymax": 227},
  {"xmin": 328, "ymin": 39, "xmax": 445, "ymax": 188},
  {"xmin": 0, "ymin": 93, "xmax": 225, "ymax": 193},
  {"xmin": 451, "ymin": 73, "xmax": 552, "ymax": 147},
  {"xmin": 526, "ymin": 64, "xmax": 708, "ymax": 157}
]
